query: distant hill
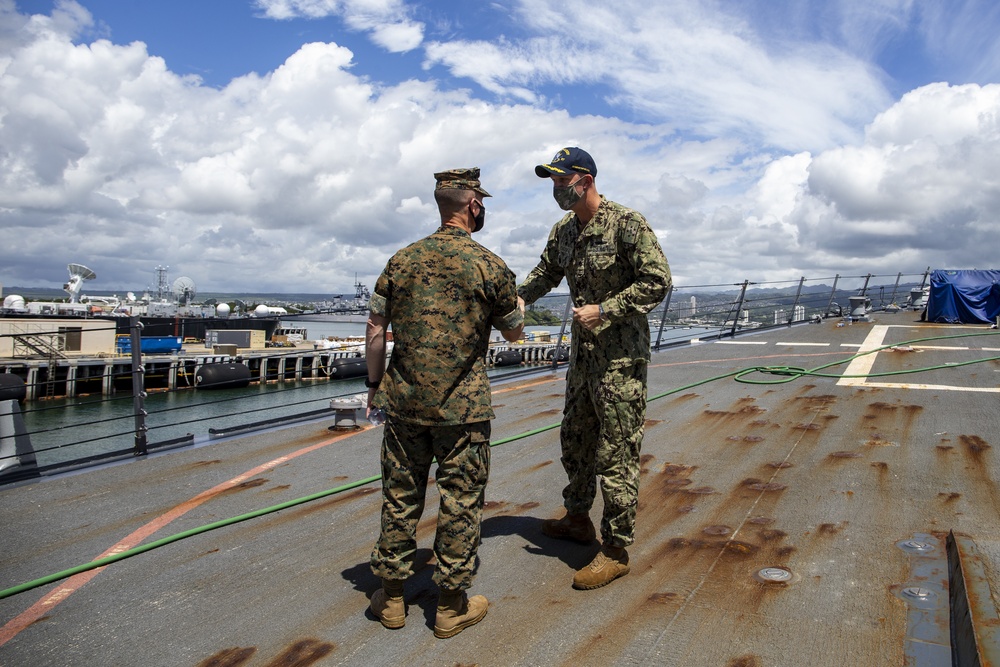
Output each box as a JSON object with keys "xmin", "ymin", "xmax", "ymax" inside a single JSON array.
[{"xmin": 1, "ymin": 286, "xmax": 345, "ymax": 304}]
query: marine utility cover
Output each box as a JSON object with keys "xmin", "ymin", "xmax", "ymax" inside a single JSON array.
[{"xmin": 926, "ymin": 269, "xmax": 1000, "ymax": 324}]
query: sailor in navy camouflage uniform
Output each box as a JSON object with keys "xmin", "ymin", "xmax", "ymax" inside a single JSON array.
[
  {"xmin": 365, "ymin": 167, "xmax": 524, "ymax": 638},
  {"xmin": 518, "ymin": 147, "xmax": 671, "ymax": 590}
]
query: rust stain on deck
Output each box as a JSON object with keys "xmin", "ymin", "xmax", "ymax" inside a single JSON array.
[
  {"xmin": 727, "ymin": 656, "xmax": 761, "ymax": 667},
  {"xmin": 960, "ymin": 434, "xmax": 992, "ymax": 457},
  {"xmin": 281, "ymin": 487, "xmax": 379, "ymax": 520},
  {"xmin": 218, "ymin": 478, "xmax": 268, "ymax": 495},
  {"xmin": 726, "ymin": 435, "xmax": 766, "ymax": 444},
  {"xmin": 704, "ymin": 404, "xmax": 768, "ymax": 420},
  {"xmin": 815, "ymin": 521, "xmax": 849, "ymax": 535},
  {"xmin": 794, "ymin": 394, "xmax": 837, "ymax": 412},
  {"xmin": 871, "ymin": 461, "xmax": 889, "ymax": 475},
  {"xmin": 662, "ymin": 536, "xmax": 760, "ymax": 557},
  {"xmin": 758, "ymin": 528, "xmax": 788, "ymax": 542},
  {"xmin": 792, "ymin": 423, "xmax": 821, "ymax": 431},
  {"xmin": 261, "ymin": 639, "xmax": 335, "ymax": 667},
  {"xmin": 742, "ymin": 478, "xmax": 788, "ymax": 492},
  {"xmin": 197, "ymin": 647, "xmax": 256, "ymax": 667}
]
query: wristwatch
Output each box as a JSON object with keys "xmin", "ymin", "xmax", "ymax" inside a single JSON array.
[{"xmin": 365, "ymin": 377, "xmax": 380, "ymax": 389}]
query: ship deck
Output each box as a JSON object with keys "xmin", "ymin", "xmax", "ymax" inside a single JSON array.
[{"xmin": 3, "ymin": 313, "xmax": 1000, "ymax": 666}]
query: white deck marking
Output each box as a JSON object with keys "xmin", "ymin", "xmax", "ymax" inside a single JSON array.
[
  {"xmin": 776, "ymin": 342, "xmax": 829, "ymax": 347},
  {"xmin": 715, "ymin": 340, "xmax": 768, "ymax": 345},
  {"xmin": 857, "ymin": 382, "xmax": 1000, "ymax": 392},
  {"xmin": 837, "ymin": 324, "xmax": 1000, "ymax": 392},
  {"xmin": 837, "ymin": 325, "xmax": 888, "ymax": 387}
]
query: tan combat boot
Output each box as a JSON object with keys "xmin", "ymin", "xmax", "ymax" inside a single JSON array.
[
  {"xmin": 572, "ymin": 544, "xmax": 630, "ymax": 590},
  {"xmin": 541, "ymin": 512, "xmax": 596, "ymax": 544},
  {"xmin": 370, "ymin": 579, "xmax": 406, "ymax": 629},
  {"xmin": 433, "ymin": 590, "xmax": 488, "ymax": 639}
]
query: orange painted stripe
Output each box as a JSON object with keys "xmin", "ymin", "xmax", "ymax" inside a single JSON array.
[
  {"xmin": 0, "ymin": 427, "xmax": 366, "ymax": 647},
  {"xmin": 493, "ymin": 376, "xmax": 560, "ymax": 394}
]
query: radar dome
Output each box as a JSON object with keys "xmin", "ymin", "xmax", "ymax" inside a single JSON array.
[
  {"xmin": 3, "ymin": 295, "xmax": 26, "ymax": 311},
  {"xmin": 254, "ymin": 304, "xmax": 270, "ymax": 317},
  {"xmin": 216, "ymin": 303, "xmax": 231, "ymax": 317}
]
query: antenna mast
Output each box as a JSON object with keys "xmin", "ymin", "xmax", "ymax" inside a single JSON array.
[{"xmin": 155, "ymin": 265, "xmax": 169, "ymax": 301}]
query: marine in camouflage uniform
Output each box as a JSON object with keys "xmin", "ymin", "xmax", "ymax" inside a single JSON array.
[
  {"xmin": 365, "ymin": 168, "xmax": 523, "ymax": 635},
  {"xmin": 518, "ymin": 147, "xmax": 670, "ymax": 588}
]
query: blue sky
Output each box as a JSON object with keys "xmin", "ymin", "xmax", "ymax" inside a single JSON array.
[{"xmin": 3, "ymin": 0, "xmax": 1000, "ymax": 297}]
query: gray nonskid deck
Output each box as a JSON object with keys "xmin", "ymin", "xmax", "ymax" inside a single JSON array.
[{"xmin": 2, "ymin": 314, "xmax": 999, "ymax": 666}]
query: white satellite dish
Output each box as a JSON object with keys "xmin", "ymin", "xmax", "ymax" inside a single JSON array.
[
  {"xmin": 126, "ymin": 291, "xmax": 136, "ymax": 302},
  {"xmin": 64, "ymin": 263, "xmax": 97, "ymax": 303},
  {"xmin": 171, "ymin": 276, "xmax": 197, "ymax": 306}
]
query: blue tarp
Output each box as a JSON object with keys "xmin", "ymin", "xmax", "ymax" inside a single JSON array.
[{"xmin": 926, "ymin": 269, "xmax": 1000, "ymax": 324}]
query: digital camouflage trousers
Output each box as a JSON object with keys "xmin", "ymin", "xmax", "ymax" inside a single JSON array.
[
  {"xmin": 559, "ymin": 359, "xmax": 647, "ymax": 548},
  {"xmin": 370, "ymin": 418, "xmax": 491, "ymax": 591}
]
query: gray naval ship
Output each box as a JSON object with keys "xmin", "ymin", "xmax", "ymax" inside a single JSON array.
[{"xmin": 2, "ymin": 269, "xmax": 999, "ymax": 666}]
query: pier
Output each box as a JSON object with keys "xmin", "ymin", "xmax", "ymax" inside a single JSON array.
[{"xmin": 0, "ymin": 342, "xmax": 569, "ymax": 402}]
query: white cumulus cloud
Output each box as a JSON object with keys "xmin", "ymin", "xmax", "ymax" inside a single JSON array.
[{"xmin": 2, "ymin": 1, "xmax": 1000, "ymax": 298}]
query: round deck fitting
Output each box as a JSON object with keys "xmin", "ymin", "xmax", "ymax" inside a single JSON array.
[
  {"xmin": 894, "ymin": 584, "xmax": 942, "ymax": 609},
  {"xmin": 901, "ymin": 587, "xmax": 935, "ymax": 601},
  {"xmin": 754, "ymin": 567, "xmax": 797, "ymax": 584},
  {"xmin": 896, "ymin": 539, "xmax": 935, "ymax": 554}
]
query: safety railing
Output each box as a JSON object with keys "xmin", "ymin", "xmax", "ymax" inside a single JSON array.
[{"xmin": 0, "ymin": 269, "xmax": 934, "ymax": 484}]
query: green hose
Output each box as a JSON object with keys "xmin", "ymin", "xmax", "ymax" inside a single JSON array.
[
  {"xmin": 0, "ymin": 475, "xmax": 379, "ymax": 601},
  {"xmin": 3, "ymin": 328, "xmax": 998, "ymax": 601}
]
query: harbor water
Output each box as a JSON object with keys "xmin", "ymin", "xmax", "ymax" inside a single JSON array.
[{"xmin": 16, "ymin": 320, "xmax": 719, "ymax": 470}]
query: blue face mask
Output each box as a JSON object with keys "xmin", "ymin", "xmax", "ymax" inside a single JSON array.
[{"xmin": 553, "ymin": 177, "xmax": 585, "ymax": 210}]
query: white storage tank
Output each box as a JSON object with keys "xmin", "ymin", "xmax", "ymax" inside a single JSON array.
[{"xmin": 254, "ymin": 305, "xmax": 287, "ymax": 317}]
